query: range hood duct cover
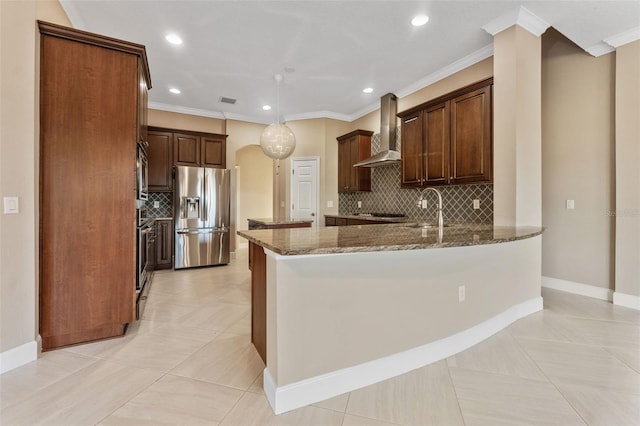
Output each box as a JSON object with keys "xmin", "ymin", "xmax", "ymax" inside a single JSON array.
[{"xmin": 353, "ymin": 92, "xmax": 400, "ymax": 168}]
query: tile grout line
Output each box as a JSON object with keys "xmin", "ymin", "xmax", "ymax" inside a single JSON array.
[
  {"xmin": 510, "ymin": 326, "xmax": 589, "ymax": 426},
  {"xmin": 444, "ymin": 358, "xmax": 468, "ymax": 426}
]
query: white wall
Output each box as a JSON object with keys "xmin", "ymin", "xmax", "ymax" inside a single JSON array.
[
  {"xmin": 236, "ymin": 145, "xmax": 273, "ymax": 247},
  {"xmin": 614, "ymin": 40, "xmax": 640, "ymax": 301},
  {"xmin": 541, "ymin": 29, "xmax": 615, "ymax": 290},
  {"xmin": 0, "ymin": 0, "xmax": 70, "ymax": 369}
]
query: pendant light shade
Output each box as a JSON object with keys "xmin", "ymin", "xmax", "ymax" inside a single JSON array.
[
  {"xmin": 260, "ymin": 73, "xmax": 296, "ymax": 160},
  {"xmin": 260, "ymin": 123, "xmax": 296, "ymax": 160}
]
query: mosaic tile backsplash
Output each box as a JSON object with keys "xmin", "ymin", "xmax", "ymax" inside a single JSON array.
[
  {"xmin": 338, "ymin": 131, "xmax": 494, "ymax": 224},
  {"xmin": 148, "ymin": 192, "xmax": 173, "ymax": 218}
]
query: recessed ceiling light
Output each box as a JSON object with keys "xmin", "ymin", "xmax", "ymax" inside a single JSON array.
[
  {"xmin": 363, "ymin": 87, "xmax": 374, "ymax": 94},
  {"xmin": 169, "ymin": 88, "xmax": 181, "ymax": 94},
  {"xmin": 165, "ymin": 33, "xmax": 183, "ymax": 45},
  {"xmin": 411, "ymin": 15, "xmax": 429, "ymax": 27},
  {"xmin": 262, "ymin": 105, "xmax": 272, "ymax": 111}
]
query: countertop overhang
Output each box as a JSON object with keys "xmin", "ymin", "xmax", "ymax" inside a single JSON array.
[{"xmin": 237, "ymin": 223, "xmax": 543, "ymax": 256}]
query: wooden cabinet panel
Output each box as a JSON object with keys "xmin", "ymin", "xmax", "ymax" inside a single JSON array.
[
  {"xmin": 155, "ymin": 219, "xmax": 173, "ymax": 269},
  {"xmin": 337, "ymin": 130, "xmax": 372, "ymax": 193},
  {"xmin": 401, "ymin": 113, "xmax": 423, "ymax": 186},
  {"xmin": 201, "ymin": 135, "xmax": 226, "ymax": 168},
  {"xmin": 424, "ymin": 101, "xmax": 450, "ymax": 185},
  {"xmin": 337, "ymin": 137, "xmax": 351, "ymax": 192},
  {"xmin": 399, "ymin": 78, "xmax": 492, "ymax": 188},
  {"xmin": 250, "ymin": 242, "xmax": 267, "ymax": 363},
  {"xmin": 451, "ymin": 86, "xmax": 492, "ymax": 184},
  {"xmin": 166, "ymin": 130, "xmax": 227, "ymax": 168},
  {"xmin": 38, "ymin": 21, "xmax": 150, "ymax": 350},
  {"xmin": 147, "ymin": 130, "xmax": 173, "ymax": 192},
  {"xmin": 325, "ymin": 216, "xmax": 337, "ymax": 226},
  {"xmin": 174, "ymin": 133, "xmax": 200, "ymax": 166},
  {"xmin": 138, "ymin": 64, "xmax": 148, "ymax": 143}
]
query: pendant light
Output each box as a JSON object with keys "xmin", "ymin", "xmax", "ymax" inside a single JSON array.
[{"xmin": 260, "ymin": 74, "xmax": 296, "ymax": 160}]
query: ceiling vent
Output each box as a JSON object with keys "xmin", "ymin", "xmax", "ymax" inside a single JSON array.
[{"xmin": 219, "ymin": 96, "xmax": 237, "ymax": 105}]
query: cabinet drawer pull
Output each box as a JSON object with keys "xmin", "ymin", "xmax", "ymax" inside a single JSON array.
[{"xmin": 404, "ymin": 117, "xmax": 418, "ymax": 123}]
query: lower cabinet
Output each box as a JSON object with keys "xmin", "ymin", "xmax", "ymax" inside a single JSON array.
[{"xmin": 155, "ymin": 219, "xmax": 173, "ymax": 270}]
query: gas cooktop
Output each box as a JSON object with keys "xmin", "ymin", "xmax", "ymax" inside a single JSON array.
[{"xmin": 353, "ymin": 212, "xmax": 406, "ymax": 218}]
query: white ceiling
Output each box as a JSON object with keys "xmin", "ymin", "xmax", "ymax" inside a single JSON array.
[{"xmin": 61, "ymin": 1, "xmax": 639, "ymax": 124}]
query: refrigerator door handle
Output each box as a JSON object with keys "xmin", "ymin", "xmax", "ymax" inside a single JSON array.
[
  {"xmin": 176, "ymin": 229, "xmax": 214, "ymax": 235},
  {"xmin": 176, "ymin": 229, "xmax": 228, "ymax": 235}
]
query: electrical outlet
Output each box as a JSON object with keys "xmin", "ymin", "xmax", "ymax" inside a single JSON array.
[
  {"xmin": 357, "ymin": 201, "xmax": 362, "ymax": 208},
  {"xmin": 153, "ymin": 201, "xmax": 160, "ymax": 208},
  {"xmin": 458, "ymin": 285, "xmax": 466, "ymax": 302},
  {"xmin": 421, "ymin": 199, "xmax": 428, "ymax": 209},
  {"xmin": 566, "ymin": 199, "xmax": 575, "ymax": 209},
  {"xmin": 327, "ymin": 200, "xmax": 333, "ymax": 208},
  {"xmin": 473, "ymin": 199, "xmax": 480, "ymax": 210}
]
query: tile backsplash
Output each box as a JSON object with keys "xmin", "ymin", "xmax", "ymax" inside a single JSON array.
[
  {"xmin": 148, "ymin": 192, "xmax": 173, "ymax": 218},
  {"xmin": 338, "ymin": 132, "xmax": 493, "ymax": 224}
]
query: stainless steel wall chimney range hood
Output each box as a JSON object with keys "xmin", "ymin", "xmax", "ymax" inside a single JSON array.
[{"xmin": 353, "ymin": 93, "xmax": 400, "ymax": 168}]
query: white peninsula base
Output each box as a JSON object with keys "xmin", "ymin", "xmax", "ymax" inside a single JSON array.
[{"xmin": 260, "ymin": 236, "xmax": 542, "ymax": 414}]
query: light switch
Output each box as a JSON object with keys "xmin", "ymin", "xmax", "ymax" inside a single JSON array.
[
  {"xmin": 3, "ymin": 197, "xmax": 19, "ymax": 214},
  {"xmin": 566, "ymin": 199, "xmax": 575, "ymax": 209},
  {"xmin": 473, "ymin": 199, "xmax": 480, "ymax": 210},
  {"xmin": 327, "ymin": 200, "xmax": 333, "ymax": 208}
]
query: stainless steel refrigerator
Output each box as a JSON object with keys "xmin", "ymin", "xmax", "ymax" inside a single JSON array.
[{"xmin": 174, "ymin": 166, "xmax": 230, "ymax": 269}]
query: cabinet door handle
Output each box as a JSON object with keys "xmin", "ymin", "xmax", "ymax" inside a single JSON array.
[{"xmin": 404, "ymin": 117, "xmax": 418, "ymax": 123}]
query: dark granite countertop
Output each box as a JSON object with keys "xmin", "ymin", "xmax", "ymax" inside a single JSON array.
[
  {"xmin": 324, "ymin": 214, "xmax": 410, "ymax": 223},
  {"xmin": 238, "ymin": 223, "xmax": 543, "ymax": 256},
  {"xmin": 248, "ymin": 218, "xmax": 314, "ymax": 226}
]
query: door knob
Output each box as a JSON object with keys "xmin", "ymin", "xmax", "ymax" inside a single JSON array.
[{"xmin": 311, "ymin": 212, "xmax": 315, "ymax": 216}]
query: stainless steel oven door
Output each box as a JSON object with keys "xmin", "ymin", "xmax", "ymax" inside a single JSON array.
[
  {"xmin": 137, "ymin": 221, "xmax": 153, "ymax": 292},
  {"xmin": 137, "ymin": 143, "xmax": 149, "ymax": 201}
]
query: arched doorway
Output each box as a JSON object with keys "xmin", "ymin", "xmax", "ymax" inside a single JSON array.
[{"xmin": 235, "ymin": 145, "xmax": 273, "ymax": 248}]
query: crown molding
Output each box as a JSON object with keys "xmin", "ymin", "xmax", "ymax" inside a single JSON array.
[
  {"xmin": 482, "ymin": 6, "xmax": 550, "ymax": 37},
  {"xmin": 151, "ymin": 42, "xmax": 495, "ymax": 125},
  {"xmin": 604, "ymin": 26, "xmax": 640, "ymax": 48},
  {"xmin": 223, "ymin": 112, "xmax": 271, "ymax": 125},
  {"xmin": 585, "ymin": 42, "xmax": 616, "ymax": 57},
  {"xmin": 285, "ymin": 111, "xmax": 351, "ymax": 123},
  {"xmin": 148, "ymin": 102, "xmax": 226, "ymax": 120}
]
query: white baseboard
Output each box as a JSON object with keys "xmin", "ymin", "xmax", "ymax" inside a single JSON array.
[
  {"xmin": 263, "ymin": 296, "xmax": 543, "ymax": 415},
  {"xmin": 613, "ymin": 292, "xmax": 640, "ymax": 311},
  {"xmin": 0, "ymin": 340, "xmax": 38, "ymax": 374},
  {"xmin": 542, "ymin": 276, "xmax": 613, "ymax": 301}
]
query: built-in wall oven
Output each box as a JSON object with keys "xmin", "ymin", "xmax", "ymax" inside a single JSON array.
[
  {"xmin": 136, "ymin": 215, "xmax": 154, "ymax": 319},
  {"xmin": 135, "ymin": 141, "xmax": 151, "ymax": 319},
  {"xmin": 137, "ymin": 142, "xmax": 149, "ymax": 201}
]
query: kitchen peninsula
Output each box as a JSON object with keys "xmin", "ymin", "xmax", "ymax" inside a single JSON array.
[{"xmin": 238, "ymin": 223, "xmax": 543, "ymax": 414}]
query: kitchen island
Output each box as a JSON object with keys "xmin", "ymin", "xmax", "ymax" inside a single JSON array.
[{"xmin": 238, "ymin": 223, "xmax": 543, "ymax": 414}]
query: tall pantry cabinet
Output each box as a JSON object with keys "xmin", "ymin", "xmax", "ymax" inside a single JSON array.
[{"xmin": 38, "ymin": 22, "xmax": 151, "ymax": 350}]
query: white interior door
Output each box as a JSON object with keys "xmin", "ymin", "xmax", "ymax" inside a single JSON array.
[{"xmin": 291, "ymin": 157, "xmax": 319, "ymax": 227}]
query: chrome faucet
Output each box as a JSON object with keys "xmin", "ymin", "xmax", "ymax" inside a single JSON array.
[{"xmin": 417, "ymin": 187, "xmax": 444, "ymax": 229}]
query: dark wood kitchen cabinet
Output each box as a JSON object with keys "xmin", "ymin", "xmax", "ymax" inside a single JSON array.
[
  {"xmin": 337, "ymin": 130, "xmax": 373, "ymax": 193},
  {"xmin": 147, "ymin": 129, "xmax": 173, "ymax": 192},
  {"xmin": 398, "ymin": 78, "xmax": 492, "ymax": 187},
  {"xmin": 155, "ymin": 219, "xmax": 173, "ymax": 270},
  {"xmin": 174, "ymin": 131, "xmax": 227, "ymax": 168},
  {"xmin": 38, "ymin": 21, "xmax": 151, "ymax": 350}
]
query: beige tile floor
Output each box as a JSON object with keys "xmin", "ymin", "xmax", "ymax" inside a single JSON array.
[{"xmin": 1, "ymin": 249, "xmax": 639, "ymax": 425}]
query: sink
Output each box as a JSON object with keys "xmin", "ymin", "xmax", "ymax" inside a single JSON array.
[{"xmin": 403, "ymin": 223, "xmax": 450, "ymax": 229}]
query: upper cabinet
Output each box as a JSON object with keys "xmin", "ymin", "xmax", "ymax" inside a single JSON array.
[
  {"xmin": 398, "ymin": 78, "xmax": 492, "ymax": 187},
  {"xmin": 337, "ymin": 130, "xmax": 373, "ymax": 193},
  {"xmin": 147, "ymin": 129, "xmax": 173, "ymax": 192},
  {"xmin": 174, "ymin": 131, "xmax": 227, "ymax": 168}
]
